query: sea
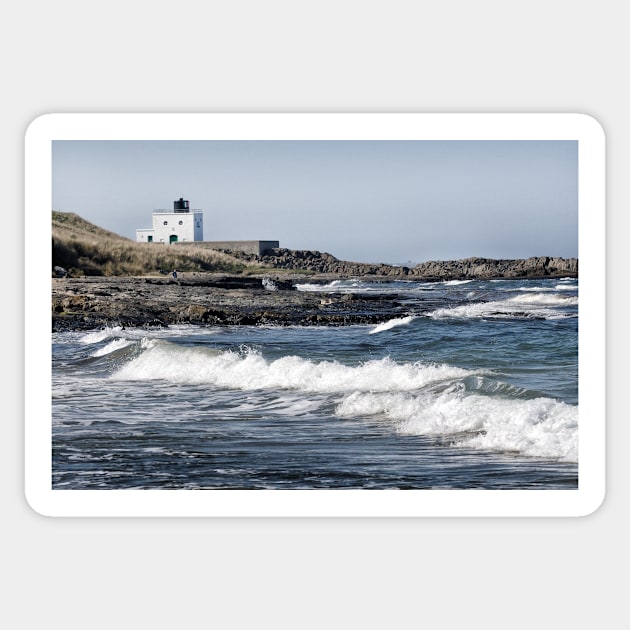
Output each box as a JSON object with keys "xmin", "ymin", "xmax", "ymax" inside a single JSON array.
[{"xmin": 52, "ymin": 276, "xmax": 578, "ymax": 490}]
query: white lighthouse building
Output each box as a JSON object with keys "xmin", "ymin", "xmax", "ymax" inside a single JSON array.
[{"xmin": 136, "ymin": 198, "xmax": 203, "ymax": 243}]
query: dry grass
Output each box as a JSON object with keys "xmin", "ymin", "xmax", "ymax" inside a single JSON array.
[{"xmin": 52, "ymin": 211, "xmax": 249, "ymax": 276}]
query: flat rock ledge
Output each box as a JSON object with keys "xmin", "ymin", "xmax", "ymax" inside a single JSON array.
[
  {"xmin": 51, "ymin": 255, "xmax": 578, "ymax": 333},
  {"xmin": 52, "ymin": 275, "xmax": 408, "ymax": 332}
]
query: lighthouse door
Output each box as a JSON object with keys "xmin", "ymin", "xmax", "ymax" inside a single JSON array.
[{"xmin": 169, "ymin": 235, "xmax": 178, "ymax": 244}]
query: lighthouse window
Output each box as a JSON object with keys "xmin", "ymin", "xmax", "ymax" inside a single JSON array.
[
  {"xmin": 163, "ymin": 220, "xmax": 168, "ymax": 226},
  {"xmin": 178, "ymin": 220, "xmax": 183, "ymax": 225}
]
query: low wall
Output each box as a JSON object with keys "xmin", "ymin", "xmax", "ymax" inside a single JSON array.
[{"xmin": 175, "ymin": 240, "xmax": 279, "ymax": 256}]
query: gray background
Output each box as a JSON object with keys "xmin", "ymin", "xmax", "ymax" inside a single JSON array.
[{"xmin": 6, "ymin": 1, "xmax": 623, "ymax": 628}]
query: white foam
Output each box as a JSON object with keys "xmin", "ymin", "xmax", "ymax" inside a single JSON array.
[
  {"xmin": 337, "ymin": 390, "xmax": 577, "ymax": 461},
  {"xmin": 111, "ymin": 343, "xmax": 474, "ymax": 394},
  {"xmin": 428, "ymin": 292, "xmax": 578, "ymax": 319},
  {"xmin": 79, "ymin": 326, "xmax": 124, "ymax": 345},
  {"xmin": 510, "ymin": 293, "xmax": 578, "ymax": 306},
  {"xmin": 295, "ymin": 279, "xmax": 365, "ymax": 293},
  {"xmin": 90, "ymin": 338, "xmax": 134, "ymax": 357},
  {"xmin": 108, "ymin": 343, "xmax": 576, "ymax": 461},
  {"xmin": 507, "ymin": 284, "xmax": 577, "ymax": 293},
  {"xmin": 369, "ymin": 315, "xmax": 416, "ymax": 334}
]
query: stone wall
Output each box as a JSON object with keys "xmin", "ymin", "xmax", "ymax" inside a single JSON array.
[{"xmin": 174, "ymin": 240, "xmax": 280, "ymax": 256}]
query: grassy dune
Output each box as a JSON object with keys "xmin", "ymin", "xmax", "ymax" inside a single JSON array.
[{"xmin": 52, "ymin": 211, "xmax": 250, "ymax": 276}]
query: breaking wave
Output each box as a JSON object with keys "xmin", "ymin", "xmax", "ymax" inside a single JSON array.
[
  {"xmin": 295, "ymin": 279, "xmax": 370, "ymax": 293},
  {"xmin": 111, "ymin": 341, "xmax": 472, "ymax": 393},
  {"xmin": 79, "ymin": 326, "xmax": 124, "ymax": 345},
  {"xmin": 428, "ymin": 292, "xmax": 578, "ymax": 320},
  {"xmin": 90, "ymin": 338, "xmax": 134, "ymax": 357},
  {"xmin": 369, "ymin": 315, "xmax": 416, "ymax": 334},
  {"xmin": 337, "ymin": 390, "xmax": 577, "ymax": 461},
  {"xmin": 109, "ymin": 342, "xmax": 577, "ymax": 461}
]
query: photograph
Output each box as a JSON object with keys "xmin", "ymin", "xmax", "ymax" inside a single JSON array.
[
  {"xmin": 26, "ymin": 113, "xmax": 605, "ymax": 516},
  {"xmin": 8, "ymin": 2, "xmax": 627, "ymax": 626}
]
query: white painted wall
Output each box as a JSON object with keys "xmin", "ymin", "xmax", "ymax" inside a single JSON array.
[{"xmin": 136, "ymin": 211, "xmax": 203, "ymax": 243}]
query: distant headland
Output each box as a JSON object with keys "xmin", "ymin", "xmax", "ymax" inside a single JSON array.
[
  {"xmin": 52, "ymin": 210, "xmax": 577, "ymax": 281},
  {"xmin": 52, "ymin": 210, "xmax": 578, "ymax": 332}
]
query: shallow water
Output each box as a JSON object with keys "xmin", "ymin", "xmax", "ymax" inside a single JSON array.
[{"xmin": 52, "ymin": 277, "xmax": 578, "ymax": 489}]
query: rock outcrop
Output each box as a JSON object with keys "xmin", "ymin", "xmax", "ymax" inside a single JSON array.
[
  {"xmin": 51, "ymin": 254, "xmax": 578, "ymax": 332},
  {"xmin": 232, "ymin": 248, "xmax": 578, "ymax": 280},
  {"xmin": 51, "ymin": 275, "xmax": 407, "ymax": 332},
  {"xmin": 410, "ymin": 256, "xmax": 577, "ymax": 280}
]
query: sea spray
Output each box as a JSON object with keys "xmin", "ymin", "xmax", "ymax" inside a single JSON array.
[
  {"xmin": 336, "ymin": 390, "xmax": 578, "ymax": 461},
  {"xmin": 295, "ymin": 279, "xmax": 365, "ymax": 293},
  {"xmin": 111, "ymin": 342, "xmax": 474, "ymax": 393},
  {"xmin": 79, "ymin": 326, "xmax": 123, "ymax": 345},
  {"xmin": 369, "ymin": 315, "xmax": 416, "ymax": 334},
  {"xmin": 428, "ymin": 292, "xmax": 578, "ymax": 320},
  {"xmin": 90, "ymin": 338, "xmax": 134, "ymax": 357},
  {"xmin": 109, "ymin": 341, "xmax": 578, "ymax": 461}
]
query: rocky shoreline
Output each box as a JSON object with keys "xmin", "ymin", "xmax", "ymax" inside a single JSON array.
[
  {"xmin": 234, "ymin": 249, "xmax": 578, "ymax": 280},
  {"xmin": 52, "ymin": 255, "xmax": 578, "ymax": 333},
  {"xmin": 52, "ymin": 274, "xmax": 410, "ymax": 332}
]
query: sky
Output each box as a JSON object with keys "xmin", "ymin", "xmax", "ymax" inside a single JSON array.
[{"xmin": 52, "ymin": 140, "xmax": 578, "ymax": 264}]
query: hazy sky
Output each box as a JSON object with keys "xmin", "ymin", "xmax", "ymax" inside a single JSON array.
[{"xmin": 52, "ymin": 140, "xmax": 577, "ymax": 264}]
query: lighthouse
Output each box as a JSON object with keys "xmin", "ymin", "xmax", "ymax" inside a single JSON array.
[
  {"xmin": 136, "ymin": 198, "xmax": 279, "ymax": 255},
  {"xmin": 136, "ymin": 198, "xmax": 204, "ymax": 243}
]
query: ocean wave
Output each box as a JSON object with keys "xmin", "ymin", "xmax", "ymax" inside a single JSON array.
[
  {"xmin": 509, "ymin": 293, "xmax": 578, "ymax": 306},
  {"xmin": 428, "ymin": 292, "xmax": 578, "ymax": 320},
  {"xmin": 369, "ymin": 315, "xmax": 416, "ymax": 334},
  {"xmin": 79, "ymin": 326, "xmax": 124, "ymax": 345},
  {"xmin": 295, "ymin": 279, "xmax": 367, "ymax": 293},
  {"xmin": 506, "ymin": 284, "xmax": 577, "ymax": 293},
  {"xmin": 75, "ymin": 324, "xmax": 221, "ymax": 346},
  {"xmin": 90, "ymin": 338, "xmax": 134, "ymax": 357},
  {"xmin": 337, "ymin": 390, "xmax": 577, "ymax": 461},
  {"xmin": 107, "ymin": 342, "xmax": 576, "ymax": 461},
  {"xmin": 111, "ymin": 342, "xmax": 474, "ymax": 393}
]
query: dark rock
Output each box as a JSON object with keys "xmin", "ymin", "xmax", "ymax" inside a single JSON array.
[
  {"xmin": 51, "ymin": 251, "xmax": 578, "ymax": 332},
  {"xmin": 228, "ymin": 248, "xmax": 577, "ymax": 281}
]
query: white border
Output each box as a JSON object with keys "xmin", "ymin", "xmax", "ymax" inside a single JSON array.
[{"xmin": 25, "ymin": 113, "xmax": 606, "ymax": 517}]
